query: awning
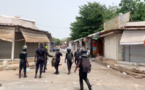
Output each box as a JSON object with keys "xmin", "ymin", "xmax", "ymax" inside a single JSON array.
[
  {"xmin": 120, "ymin": 30, "xmax": 145, "ymax": 45},
  {"xmin": 0, "ymin": 28, "xmax": 14, "ymax": 42},
  {"xmin": 20, "ymin": 28, "xmax": 50, "ymax": 43},
  {"xmin": 99, "ymin": 32, "xmax": 114, "ymax": 38},
  {"xmin": 74, "ymin": 38, "xmax": 83, "ymax": 42}
]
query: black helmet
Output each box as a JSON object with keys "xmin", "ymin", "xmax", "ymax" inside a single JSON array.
[
  {"xmin": 56, "ymin": 49, "xmax": 60, "ymax": 51},
  {"xmin": 67, "ymin": 48, "xmax": 71, "ymax": 53},
  {"xmin": 81, "ymin": 49, "xmax": 87, "ymax": 54}
]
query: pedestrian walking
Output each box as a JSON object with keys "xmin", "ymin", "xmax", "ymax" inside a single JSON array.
[
  {"xmin": 74, "ymin": 49, "xmax": 92, "ymax": 90},
  {"xmin": 34, "ymin": 44, "xmax": 46, "ymax": 78},
  {"xmin": 19, "ymin": 45, "xmax": 29, "ymax": 78},
  {"xmin": 54, "ymin": 49, "xmax": 62, "ymax": 74},
  {"xmin": 43, "ymin": 46, "xmax": 53, "ymax": 73},
  {"xmin": 74, "ymin": 49, "xmax": 80, "ymax": 65},
  {"xmin": 65, "ymin": 48, "xmax": 73, "ymax": 74}
]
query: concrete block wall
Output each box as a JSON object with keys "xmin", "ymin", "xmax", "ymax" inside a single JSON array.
[{"xmin": 0, "ymin": 39, "xmax": 12, "ymax": 59}]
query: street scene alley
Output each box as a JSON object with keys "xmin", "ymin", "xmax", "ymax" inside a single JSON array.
[{"xmin": 0, "ymin": 55, "xmax": 145, "ymax": 90}]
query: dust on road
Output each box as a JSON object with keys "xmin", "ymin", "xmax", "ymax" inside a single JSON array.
[{"xmin": 0, "ymin": 55, "xmax": 145, "ymax": 90}]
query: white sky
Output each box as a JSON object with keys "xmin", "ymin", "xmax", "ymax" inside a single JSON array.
[{"xmin": 0, "ymin": 0, "xmax": 121, "ymax": 39}]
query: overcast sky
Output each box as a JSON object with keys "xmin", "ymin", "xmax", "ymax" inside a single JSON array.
[{"xmin": 0, "ymin": 0, "xmax": 121, "ymax": 39}]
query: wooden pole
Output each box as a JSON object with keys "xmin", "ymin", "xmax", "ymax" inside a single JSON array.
[{"xmin": 11, "ymin": 29, "xmax": 15, "ymax": 61}]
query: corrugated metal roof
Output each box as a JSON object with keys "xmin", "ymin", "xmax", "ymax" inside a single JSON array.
[
  {"xmin": 99, "ymin": 28, "xmax": 145, "ymax": 36},
  {"xmin": 125, "ymin": 21, "xmax": 145, "ymax": 27},
  {"xmin": 0, "ymin": 15, "xmax": 36, "ymax": 29},
  {"xmin": 0, "ymin": 24, "xmax": 50, "ymax": 33}
]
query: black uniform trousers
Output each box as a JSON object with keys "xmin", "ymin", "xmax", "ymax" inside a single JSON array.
[
  {"xmin": 19, "ymin": 61, "xmax": 26, "ymax": 77},
  {"xmin": 55, "ymin": 58, "xmax": 60, "ymax": 73},
  {"xmin": 35, "ymin": 60, "xmax": 44, "ymax": 76},
  {"xmin": 79, "ymin": 69, "xmax": 91, "ymax": 90}
]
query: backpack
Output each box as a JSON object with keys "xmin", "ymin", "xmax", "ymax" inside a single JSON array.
[
  {"xmin": 51, "ymin": 57, "xmax": 56, "ymax": 67},
  {"xmin": 81, "ymin": 57, "xmax": 91, "ymax": 73},
  {"xmin": 75, "ymin": 51, "xmax": 80, "ymax": 58},
  {"xmin": 67, "ymin": 53, "xmax": 72, "ymax": 61}
]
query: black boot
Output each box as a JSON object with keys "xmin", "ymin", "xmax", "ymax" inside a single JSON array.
[
  {"xmin": 55, "ymin": 65, "xmax": 59, "ymax": 74},
  {"xmin": 19, "ymin": 74, "xmax": 21, "ymax": 78},
  {"xmin": 86, "ymin": 79, "xmax": 92, "ymax": 90},
  {"xmin": 39, "ymin": 75, "xmax": 42, "ymax": 78},
  {"xmin": 80, "ymin": 84, "xmax": 84, "ymax": 90},
  {"xmin": 24, "ymin": 75, "xmax": 27, "ymax": 78},
  {"xmin": 24, "ymin": 72, "xmax": 27, "ymax": 78},
  {"xmin": 88, "ymin": 85, "xmax": 92, "ymax": 90},
  {"xmin": 35, "ymin": 74, "xmax": 37, "ymax": 78}
]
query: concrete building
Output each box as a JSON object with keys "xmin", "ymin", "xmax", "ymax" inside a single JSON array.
[
  {"xmin": 0, "ymin": 15, "xmax": 52, "ymax": 61},
  {"xmin": 120, "ymin": 22, "xmax": 145, "ymax": 63},
  {"xmin": 100, "ymin": 30, "xmax": 123, "ymax": 61}
]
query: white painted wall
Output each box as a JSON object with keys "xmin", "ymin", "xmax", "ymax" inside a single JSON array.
[
  {"xmin": 104, "ymin": 33, "xmax": 123, "ymax": 61},
  {"xmin": 85, "ymin": 40, "xmax": 90, "ymax": 49}
]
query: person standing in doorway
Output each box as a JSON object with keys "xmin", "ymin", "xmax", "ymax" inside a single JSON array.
[
  {"xmin": 74, "ymin": 49, "xmax": 80, "ymax": 65},
  {"xmin": 35, "ymin": 44, "xmax": 46, "ymax": 78},
  {"xmin": 65, "ymin": 48, "xmax": 73, "ymax": 74},
  {"xmin": 74, "ymin": 49, "xmax": 92, "ymax": 90},
  {"xmin": 19, "ymin": 45, "xmax": 29, "ymax": 78},
  {"xmin": 54, "ymin": 49, "xmax": 62, "ymax": 74}
]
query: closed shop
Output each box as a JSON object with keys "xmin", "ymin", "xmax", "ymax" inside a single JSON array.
[
  {"xmin": 104, "ymin": 32, "xmax": 123, "ymax": 61},
  {"xmin": 121, "ymin": 30, "xmax": 145, "ymax": 63}
]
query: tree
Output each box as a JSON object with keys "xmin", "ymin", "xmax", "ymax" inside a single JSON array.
[
  {"xmin": 70, "ymin": 2, "xmax": 105, "ymax": 40},
  {"xmin": 119, "ymin": 0, "xmax": 145, "ymax": 21},
  {"xmin": 52, "ymin": 38, "xmax": 61, "ymax": 46},
  {"xmin": 70, "ymin": 1, "xmax": 145, "ymax": 40},
  {"xmin": 103, "ymin": 6, "xmax": 119, "ymax": 21},
  {"xmin": 70, "ymin": 2, "xmax": 118, "ymax": 40}
]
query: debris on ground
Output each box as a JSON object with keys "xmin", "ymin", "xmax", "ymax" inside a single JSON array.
[
  {"xmin": 26, "ymin": 68, "xmax": 30, "ymax": 72},
  {"xmin": 73, "ymin": 82, "xmax": 78, "ymax": 84},
  {"xmin": 45, "ymin": 80, "xmax": 48, "ymax": 82},
  {"xmin": 107, "ymin": 65, "xmax": 110, "ymax": 68},
  {"xmin": 123, "ymin": 72, "xmax": 127, "ymax": 75},
  {"xmin": 3, "ymin": 60, "xmax": 7, "ymax": 67}
]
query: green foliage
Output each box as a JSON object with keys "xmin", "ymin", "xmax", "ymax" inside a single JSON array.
[
  {"xmin": 103, "ymin": 6, "xmax": 119, "ymax": 21},
  {"xmin": 70, "ymin": 2, "xmax": 118, "ymax": 40},
  {"xmin": 119, "ymin": 0, "xmax": 145, "ymax": 21},
  {"xmin": 52, "ymin": 38, "xmax": 61, "ymax": 46},
  {"xmin": 70, "ymin": 1, "xmax": 145, "ymax": 40}
]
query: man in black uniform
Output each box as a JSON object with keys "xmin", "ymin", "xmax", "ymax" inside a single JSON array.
[
  {"xmin": 54, "ymin": 49, "xmax": 62, "ymax": 74},
  {"xmin": 19, "ymin": 45, "xmax": 29, "ymax": 78},
  {"xmin": 74, "ymin": 49, "xmax": 92, "ymax": 90},
  {"xmin": 35, "ymin": 44, "xmax": 46, "ymax": 78},
  {"xmin": 74, "ymin": 49, "xmax": 80, "ymax": 65},
  {"xmin": 65, "ymin": 48, "xmax": 73, "ymax": 74}
]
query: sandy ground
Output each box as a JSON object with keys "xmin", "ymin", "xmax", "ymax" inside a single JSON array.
[{"xmin": 0, "ymin": 55, "xmax": 145, "ymax": 90}]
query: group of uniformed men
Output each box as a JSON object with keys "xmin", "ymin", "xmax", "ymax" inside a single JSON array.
[{"xmin": 19, "ymin": 44, "xmax": 92, "ymax": 90}]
